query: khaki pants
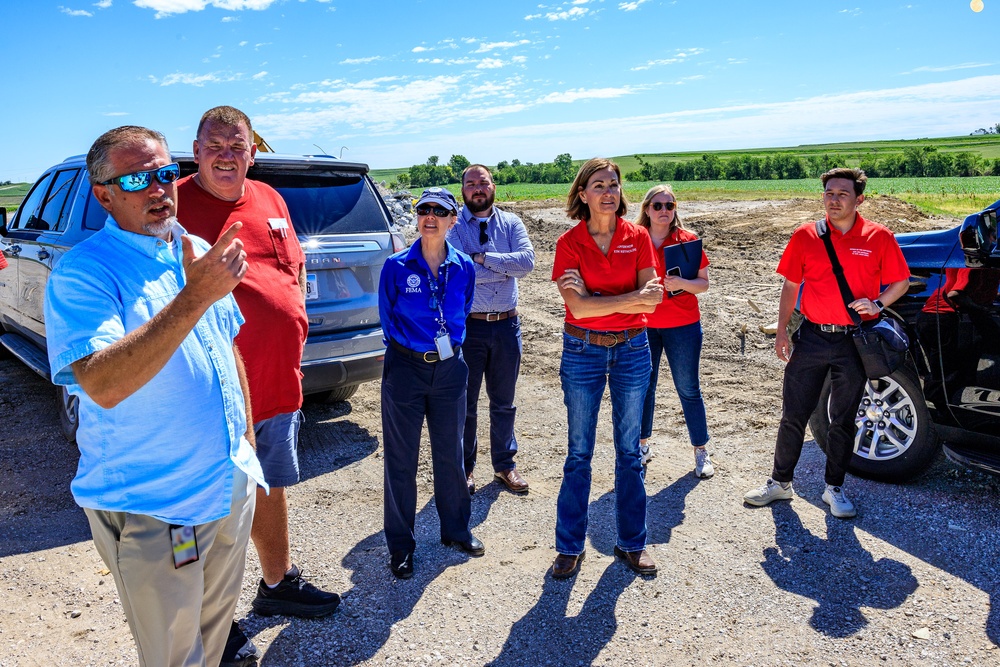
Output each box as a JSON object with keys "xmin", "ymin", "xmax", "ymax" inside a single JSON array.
[{"xmin": 85, "ymin": 469, "xmax": 256, "ymax": 667}]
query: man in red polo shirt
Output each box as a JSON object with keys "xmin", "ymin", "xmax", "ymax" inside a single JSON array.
[
  {"xmin": 177, "ymin": 106, "xmax": 340, "ymax": 666},
  {"xmin": 744, "ymin": 168, "xmax": 909, "ymax": 518}
]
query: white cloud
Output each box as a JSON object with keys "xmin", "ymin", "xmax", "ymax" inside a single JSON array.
[
  {"xmin": 474, "ymin": 40, "xmax": 530, "ymax": 53},
  {"xmin": 631, "ymin": 47, "xmax": 706, "ymax": 71},
  {"xmin": 903, "ymin": 62, "xmax": 993, "ymax": 74},
  {"xmin": 412, "ymin": 46, "xmax": 429, "ymax": 53},
  {"xmin": 94, "ymin": 0, "xmax": 112, "ymax": 8},
  {"xmin": 526, "ymin": 6, "xmax": 590, "ymax": 21},
  {"xmin": 221, "ymin": 15, "xmax": 237, "ymax": 21},
  {"xmin": 477, "ymin": 58, "xmax": 505, "ymax": 69},
  {"xmin": 618, "ymin": 0, "xmax": 648, "ymax": 10},
  {"xmin": 252, "ymin": 71, "xmax": 268, "ymax": 80},
  {"xmin": 133, "ymin": 0, "xmax": 278, "ymax": 19},
  {"xmin": 340, "ymin": 56, "xmax": 383, "ymax": 65},
  {"xmin": 538, "ymin": 87, "xmax": 635, "ymax": 104},
  {"xmin": 149, "ymin": 71, "xmax": 244, "ymax": 86},
  {"xmin": 60, "ymin": 6, "xmax": 94, "ymax": 16},
  {"xmin": 102, "ymin": 111, "xmax": 129, "ymax": 116}
]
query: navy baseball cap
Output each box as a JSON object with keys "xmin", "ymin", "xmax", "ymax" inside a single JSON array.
[{"xmin": 416, "ymin": 187, "xmax": 459, "ymax": 213}]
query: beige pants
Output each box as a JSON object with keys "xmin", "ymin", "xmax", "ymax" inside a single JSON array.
[{"xmin": 85, "ymin": 469, "xmax": 256, "ymax": 667}]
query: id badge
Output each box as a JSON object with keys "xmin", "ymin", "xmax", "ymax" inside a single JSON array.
[
  {"xmin": 434, "ymin": 333, "xmax": 455, "ymax": 360},
  {"xmin": 169, "ymin": 525, "xmax": 199, "ymax": 569}
]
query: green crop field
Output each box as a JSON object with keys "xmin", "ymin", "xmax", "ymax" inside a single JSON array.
[{"xmin": 0, "ymin": 183, "xmax": 30, "ymax": 212}]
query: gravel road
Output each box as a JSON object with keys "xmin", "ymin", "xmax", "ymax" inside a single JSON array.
[{"xmin": 1, "ymin": 197, "xmax": 998, "ymax": 666}]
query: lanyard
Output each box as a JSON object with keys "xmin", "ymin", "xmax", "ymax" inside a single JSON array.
[{"xmin": 425, "ymin": 263, "xmax": 449, "ymax": 336}]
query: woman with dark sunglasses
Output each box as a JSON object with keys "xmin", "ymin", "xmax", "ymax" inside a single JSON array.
[
  {"xmin": 550, "ymin": 158, "xmax": 664, "ymax": 579},
  {"xmin": 377, "ymin": 187, "xmax": 483, "ymax": 579},
  {"xmin": 635, "ymin": 184, "xmax": 713, "ymax": 478}
]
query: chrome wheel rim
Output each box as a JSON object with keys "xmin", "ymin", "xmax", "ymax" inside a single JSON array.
[{"xmin": 853, "ymin": 376, "xmax": 919, "ymax": 461}]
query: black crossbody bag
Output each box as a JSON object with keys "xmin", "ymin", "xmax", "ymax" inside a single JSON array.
[{"xmin": 816, "ymin": 220, "xmax": 909, "ymax": 379}]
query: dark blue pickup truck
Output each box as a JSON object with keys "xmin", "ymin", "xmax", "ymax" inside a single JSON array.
[
  {"xmin": 810, "ymin": 200, "xmax": 1000, "ymax": 482},
  {"xmin": 0, "ymin": 152, "xmax": 404, "ymax": 441}
]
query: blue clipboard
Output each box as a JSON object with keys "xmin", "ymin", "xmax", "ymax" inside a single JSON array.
[{"xmin": 662, "ymin": 238, "xmax": 702, "ymax": 297}]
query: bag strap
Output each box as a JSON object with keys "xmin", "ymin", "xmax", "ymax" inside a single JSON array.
[{"xmin": 816, "ymin": 219, "xmax": 863, "ymax": 327}]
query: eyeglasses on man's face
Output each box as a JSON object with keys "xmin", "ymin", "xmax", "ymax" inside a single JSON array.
[{"xmin": 100, "ymin": 163, "xmax": 180, "ymax": 192}]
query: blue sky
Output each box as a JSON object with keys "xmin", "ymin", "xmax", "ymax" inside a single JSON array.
[{"xmin": 0, "ymin": 1, "xmax": 997, "ymax": 182}]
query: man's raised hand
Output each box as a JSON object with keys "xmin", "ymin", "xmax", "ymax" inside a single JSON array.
[{"xmin": 181, "ymin": 221, "xmax": 248, "ymax": 305}]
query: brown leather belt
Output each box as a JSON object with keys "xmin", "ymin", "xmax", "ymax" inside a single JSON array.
[
  {"xmin": 389, "ymin": 339, "xmax": 460, "ymax": 363},
  {"xmin": 563, "ymin": 323, "xmax": 646, "ymax": 347},
  {"xmin": 468, "ymin": 309, "xmax": 518, "ymax": 322}
]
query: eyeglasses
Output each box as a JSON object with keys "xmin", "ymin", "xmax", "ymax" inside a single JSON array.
[
  {"xmin": 100, "ymin": 164, "xmax": 180, "ymax": 192},
  {"xmin": 416, "ymin": 205, "xmax": 453, "ymax": 218},
  {"xmin": 479, "ymin": 220, "xmax": 488, "ymax": 244},
  {"xmin": 650, "ymin": 201, "xmax": 676, "ymax": 212}
]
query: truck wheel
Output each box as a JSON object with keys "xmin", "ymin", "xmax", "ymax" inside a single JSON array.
[
  {"xmin": 57, "ymin": 386, "xmax": 79, "ymax": 443},
  {"xmin": 308, "ymin": 384, "xmax": 359, "ymax": 404},
  {"xmin": 809, "ymin": 366, "xmax": 938, "ymax": 483}
]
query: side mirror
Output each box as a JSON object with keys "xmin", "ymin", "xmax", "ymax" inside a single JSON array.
[
  {"xmin": 0, "ymin": 207, "xmax": 7, "ymax": 235},
  {"xmin": 961, "ymin": 207, "xmax": 999, "ymax": 268}
]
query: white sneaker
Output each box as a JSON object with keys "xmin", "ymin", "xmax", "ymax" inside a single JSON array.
[
  {"xmin": 822, "ymin": 485, "xmax": 857, "ymax": 518},
  {"xmin": 639, "ymin": 444, "xmax": 653, "ymax": 466},
  {"xmin": 694, "ymin": 447, "xmax": 714, "ymax": 478},
  {"xmin": 743, "ymin": 478, "xmax": 793, "ymax": 506}
]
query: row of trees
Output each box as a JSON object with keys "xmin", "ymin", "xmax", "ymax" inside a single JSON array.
[
  {"xmin": 625, "ymin": 148, "xmax": 1000, "ymax": 182},
  {"xmin": 398, "ymin": 153, "xmax": 577, "ymax": 188},
  {"xmin": 393, "ymin": 146, "xmax": 1000, "ymax": 189}
]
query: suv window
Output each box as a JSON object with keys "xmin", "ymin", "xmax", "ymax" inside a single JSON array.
[
  {"xmin": 265, "ymin": 174, "xmax": 388, "ymax": 236},
  {"xmin": 83, "ymin": 189, "xmax": 110, "ymax": 231},
  {"xmin": 10, "ymin": 172, "xmax": 55, "ymax": 232},
  {"xmin": 44, "ymin": 169, "xmax": 81, "ymax": 232}
]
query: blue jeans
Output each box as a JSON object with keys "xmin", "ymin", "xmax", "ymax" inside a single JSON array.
[
  {"xmin": 555, "ymin": 330, "xmax": 651, "ymax": 556},
  {"xmin": 640, "ymin": 322, "xmax": 710, "ymax": 447}
]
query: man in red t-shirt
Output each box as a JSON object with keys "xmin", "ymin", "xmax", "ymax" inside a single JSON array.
[
  {"xmin": 744, "ymin": 168, "xmax": 909, "ymax": 519},
  {"xmin": 176, "ymin": 107, "xmax": 340, "ymax": 665}
]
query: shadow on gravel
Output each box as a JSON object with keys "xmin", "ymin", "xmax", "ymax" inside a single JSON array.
[
  {"xmin": 0, "ymin": 362, "xmax": 91, "ymax": 557},
  {"xmin": 257, "ymin": 497, "xmax": 487, "ymax": 665},
  {"xmin": 487, "ymin": 565, "xmax": 637, "ymax": 666},
  {"xmin": 296, "ymin": 401, "xmax": 379, "ymax": 483},
  {"xmin": 761, "ymin": 502, "xmax": 917, "ymax": 637},
  {"xmin": 586, "ymin": 474, "xmax": 699, "ymax": 556}
]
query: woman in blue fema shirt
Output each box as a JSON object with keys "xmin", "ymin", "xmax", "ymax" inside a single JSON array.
[{"xmin": 378, "ymin": 187, "xmax": 482, "ymax": 579}]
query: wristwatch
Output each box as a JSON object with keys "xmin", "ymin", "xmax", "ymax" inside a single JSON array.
[{"xmin": 873, "ymin": 299, "xmax": 885, "ymax": 312}]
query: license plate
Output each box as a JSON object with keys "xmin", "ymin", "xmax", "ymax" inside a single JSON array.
[{"xmin": 306, "ymin": 273, "xmax": 318, "ymax": 301}]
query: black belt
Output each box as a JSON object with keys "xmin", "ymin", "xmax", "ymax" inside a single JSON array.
[
  {"xmin": 389, "ymin": 338, "xmax": 460, "ymax": 363},
  {"xmin": 563, "ymin": 323, "xmax": 646, "ymax": 347},
  {"xmin": 808, "ymin": 321, "xmax": 853, "ymax": 334},
  {"xmin": 468, "ymin": 309, "xmax": 517, "ymax": 322}
]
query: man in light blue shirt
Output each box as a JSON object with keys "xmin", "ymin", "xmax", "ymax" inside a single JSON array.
[
  {"xmin": 44, "ymin": 125, "xmax": 266, "ymax": 667},
  {"xmin": 447, "ymin": 164, "xmax": 535, "ymax": 495}
]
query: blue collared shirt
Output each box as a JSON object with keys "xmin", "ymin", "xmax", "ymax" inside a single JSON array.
[
  {"xmin": 378, "ymin": 239, "xmax": 475, "ymax": 352},
  {"xmin": 44, "ymin": 217, "xmax": 266, "ymax": 525},
  {"xmin": 448, "ymin": 206, "xmax": 535, "ymax": 313}
]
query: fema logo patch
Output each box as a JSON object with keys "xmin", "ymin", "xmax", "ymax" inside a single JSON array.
[{"xmin": 407, "ymin": 274, "xmax": 421, "ymax": 288}]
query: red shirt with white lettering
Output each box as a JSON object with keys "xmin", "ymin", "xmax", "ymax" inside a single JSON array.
[
  {"xmin": 551, "ymin": 217, "xmax": 656, "ymax": 331},
  {"xmin": 777, "ymin": 214, "xmax": 909, "ymax": 326},
  {"xmin": 177, "ymin": 176, "xmax": 308, "ymax": 422},
  {"xmin": 647, "ymin": 227, "xmax": 709, "ymax": 329}
]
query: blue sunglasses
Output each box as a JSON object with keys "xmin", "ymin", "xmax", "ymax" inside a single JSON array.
[{"xmin": 100, "ymin": 163, "xmax": 180, "ymax": 192}]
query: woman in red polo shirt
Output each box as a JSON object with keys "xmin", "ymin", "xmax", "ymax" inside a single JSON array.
[
  {"xmin": 549, "ymin": 158, "xmax": 663, "ymax": 580},
  {"xmin": 635, "ymin": 184, "xmax": 713, "ymax": 478}
]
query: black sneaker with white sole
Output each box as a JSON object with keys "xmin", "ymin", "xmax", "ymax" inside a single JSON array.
[{"xmin": 250, "ymin": 565, "xmax": 341, "ymax": 618}]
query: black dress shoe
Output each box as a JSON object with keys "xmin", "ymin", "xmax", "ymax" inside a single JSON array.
[
  {"xmin": 389, "ymin": 550, "xmax": 414, "ymax": 579},
  {"xmin": 441, "ymin": 534, "xmax": 485, "ymax": 557}
]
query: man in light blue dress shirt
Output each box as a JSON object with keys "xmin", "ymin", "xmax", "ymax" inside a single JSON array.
[
  {"xmin": 44, "ymin": 126, "xmax": 266, "ymax": 667},
  {"xmin": 447, "ymin": 165, "xmax": 536, "ymax": 495}
]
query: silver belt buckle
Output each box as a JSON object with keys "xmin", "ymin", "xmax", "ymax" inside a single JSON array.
[{"xmin": 486, "ymin": 312, "xmax": 501, "ymax": 322}]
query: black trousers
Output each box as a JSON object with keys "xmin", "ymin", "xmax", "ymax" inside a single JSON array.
[
  {"xmin": 381, "ymin": 345, "xmax": 473, "ymax": 555},
  {"xmin": 772, "ymin": 323, "xmax": 866, "ymax": 487}
]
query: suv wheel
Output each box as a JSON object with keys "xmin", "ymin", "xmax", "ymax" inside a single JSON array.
[
  {"xmin": 309, "ymin": 384, "xmax": 359, "ymax": 404},
  {"xmin": 57, "ymin": 385, "xmax": 79, "ymax": 443},
  {"xmin": 809, "ymin": 366, "xmax": 938, "ymax": 483}
]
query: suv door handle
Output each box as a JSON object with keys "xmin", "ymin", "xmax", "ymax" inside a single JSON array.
[
  {"xmin": 37, "ymin": 249, "xmax": 50, "ymax": 260},
  {"xmin": 6, "ymin": 244, "xmax": 20, "ymax": 256}
]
